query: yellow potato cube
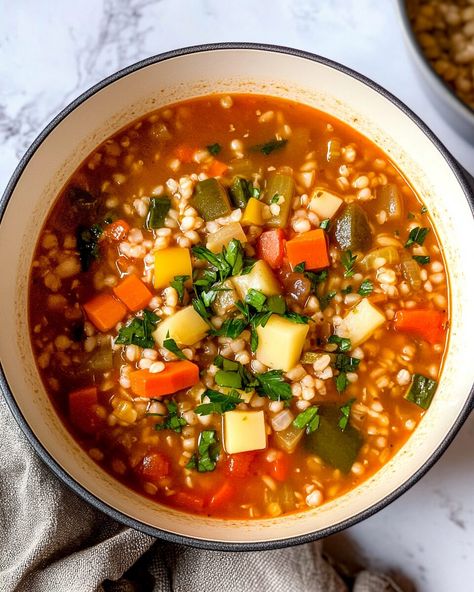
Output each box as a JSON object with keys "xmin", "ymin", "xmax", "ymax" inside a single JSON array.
[
  {"xmin": 153, "ymin": 306, "xmax": 209, "ymax": 347},
  {"xmin": 223, "ymin": 410, "xmax": 267, "ymax": 454},
  {"xmin": 154, "ymin": 247, "xmax": 192, "ymax": 289},
  {"xmin": 232, "ymin": 260, "xmax": 281, "ymax": 300},
  {"xmin": 336, "ymin": 298, "xmax": 386, "ymax": 347},
  {"xmin": 256, "ymin": 314, "xmax": 309, "ymax": 371},
  {"xmin": 206, "ymin": 222, "xmax": 247, "ymax": 253},
  {"xmin": 241, "ymin": 198, "xmax": 264, "ymax": 226},
  {"xmin": 309, "ymin": 188, "xmax": 343, "ymax": 220}
]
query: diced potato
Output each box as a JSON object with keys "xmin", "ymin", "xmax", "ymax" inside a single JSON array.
[
  {"xmin": 154, "ymin": 247, "xmax": 192, "ymax": 289},
  {"xmin": 241, "ymin": 198, "xmax": 265, "ymax": 226},
  {"xmin": 153, "ymin": 306, "xmax": 209, "ymax": 347},
  {"xmin": 309, "ymin": 188, "xmax": 343, "ymax": 220},
  {"xmin": 223, "ymin": 410, "xmax": 267, "ymax": 454},
  {"xmin": 231, "ymin": 260, "xmax": 281, "ymax": 300},
  {"xmin": 211, "ymin": 279, "xmax": 238, "ymax": 316},
  {"xmin": 206, "ymin": 222, "xmax": 247, "ymax": 253},
  {"xmin": 256, "ymin": 314, "xmax": 309, "ymax": 371},
  {"xmin": 336, "ymin": 298, "xmax": 385, "ymax": 347}
]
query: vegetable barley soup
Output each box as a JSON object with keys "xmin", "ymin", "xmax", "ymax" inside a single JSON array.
[{"xmin": 29, "ymin": 94, "xmax": 449, "ymax": 519}]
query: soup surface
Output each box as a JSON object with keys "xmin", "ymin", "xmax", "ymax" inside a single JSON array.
[{"xmin": 29, "ymin": 94, "xmax": 449, "ymax": 519}]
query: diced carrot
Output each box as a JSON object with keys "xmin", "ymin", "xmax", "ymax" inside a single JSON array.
[
  {"xmin": 257, "ymin": 229, "xmax": 286, "ymax": 269},
  {"xmin": 267, "ymin": 450, "xmax": 290, "ymax": 482},
  {"xmin": 208, "ymin": 480, "xmax": 235, "ymax": 511},
  {"xmin": 175, "ymin": 145, "xmax": 196, "ymax": 163},
  {"xmin": 68, "ymin": 386, "xmax": 103, "ymax": 435},
  {"xmin": 207, "ymin": 159, "xmax": 228, "ymax": 178},
  {"xmin": 393, "ymin": 309, "xmax": 447, "ymax": 344},
  {"xmin": 83, "ymin": 293, "xmax": 127, "ymax": 332},
  {"xmin": 113, "ymin": 274, "xmax": 152, "ymax": 312},
  {"xmin": 129, "ymin": 361, "xmax": 200, "ymax": 398},
  {"xmin": 141, "ymin": 452, "xmax": 170, "ymax": 483},
  {"xmin": 173, "ymin": 491, "xmax": 205, "ymax": 512},
  {"xmin": 103, "ymin": 219, "xmax": 130, "ymax": 241},
  {"xmin": 225, "ymin": 451, "xmax": 257, "ymax": 478},
  {"xmin": 286, "ymin": 229, "xmax": 330, "ymax": 271}
]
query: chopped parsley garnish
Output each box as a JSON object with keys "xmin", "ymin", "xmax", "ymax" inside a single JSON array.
[
  {"xmin": 270, "ymin": 193, "xmax": 281, "ymax": 205},
  {"xmin": 245, "ymin": 288, "xmax": 267, "ymax": 311},
  {"xmin": 154, "ymin": 401, "xmax": 187, "ymax": 433},
  {"xmin": 334, "ymin": 354, "xmax": 360, "ymax": 393},
  {"xmin": 186, "ymin": 430, "xmax": 219, "ymax": 473},
  {"xmin": 250, "ymin": 138, "xmax": 288, "ymax": 155},
  {"xmin": 115, "ymin": 309, "xmax": 159, "ymax": 348},
  {"xmin": 341, "ymin": 250, "xmax": 357, "ymax": 277},
  {"xmin": 413, "ymin": 255, "xmax": 430, "ymax": 265},
  {"xmin": 170, "ymin": 275, "xmax": 190, "ymax": 304},
  {"xmin": 194, "ymin": 389, "xmax": 243, "ymax": 415},
  {"xmin": 405, "ymin": 226, "xmax": 429, "ymax": 248},
  {"xmin": 256, "ymin": 370, "xmax": 292, "ymax": 401},
  {"xmin": 163, "ymin": 333, "xmax": 186, "ymax": 360},
  {"xmin": 192, "ymin": 238, "xmax": 244, "ymax": 283},
  {"xmin": 320, "ymin": 218, "xmax": 330, "ymax": 230},
  {"xmin": 335, "ymin": 372, "xmax": 349, "ymax": 393},
  {"xmin": 210, "ymin": 318, "xmax": 247, "ymax": 339},
  {"xmin": 328, "ymin": 335, "xmax": 351, "ymax": 352},
  {"xmin": 76, "ymin": 223, "xmax": 103, "ymax": 271},
  {"xmin": 207, "ymin": 143, "xmax": 221, "ymax": 156},
  {"xmin": 266, "ymin": 295, "xmax": 286, "ymax": 315},
  {"xmin": 358, "ymin": 279, "xmax": 374, "ymax": 296},
  {"xmin": 294, "ymin": 261, "xmax": 306, "ymax": 273},
  {"xmin": 293, "ymin": 406, "xmax": 320, "ymax": 434},
  {"xmin": 283, "ymin": 311, "xmax": 311, "ymax": 324},
  {"xmin": 215, "ymin": 370, "xmax": 242, "ymax": 389},
  {"xmin": 341, "ymin": 285, "xmax": 353, "ymax": 295},
  {"xmin": 338, "ymin": 398, "xmax": 356, "ymax": 431},
  {"xmin": 319, "ymin": 290, "xmax": 337, "ymax": 311}
]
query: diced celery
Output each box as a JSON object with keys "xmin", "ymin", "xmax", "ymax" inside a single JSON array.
[
  {"xmin": 401, "ymin": 251, "xmax": 421, "ymax": 291},
  {"xmin": 263, "ymin": 172, "xmax": 295, "ymax": 228},
  {"xmin": 332, "ymin": 203, "xmax": 372, "ymax": 252},
  {"xmin": 376, "ymin": 184, "xmax": 403, "ymax": 220},
  {"xmin": 274, "ymin": 424, "xmax": 304, "ymax": 454},
  {"xmin": 192, "ymin": 178, "xmax": 232, "ymax": 221},
  {"xmin": 361, "ymin": 246, "xmax": 400, "ymax": 270},
  {"xmin": 230, "ymin": 177, "xmax": 252, "ymax": 209}
]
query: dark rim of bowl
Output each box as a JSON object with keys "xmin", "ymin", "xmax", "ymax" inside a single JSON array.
[
  {"xmin": 0, "ymin": 42, "xmax": 473, "ymax": 552},
  {"xmin": 396, "ymin": 0, "xmax": 474, "ymax": 120}
]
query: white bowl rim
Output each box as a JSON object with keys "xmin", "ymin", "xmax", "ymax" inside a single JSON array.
[{"xmin": 1, "ymin": 42, "xmax": 473, "ymax": 551}]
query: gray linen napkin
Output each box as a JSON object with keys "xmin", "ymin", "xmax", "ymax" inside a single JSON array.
[{"xmin": 0, "ymin": 396, "xmax": 402, "ymax": 592}]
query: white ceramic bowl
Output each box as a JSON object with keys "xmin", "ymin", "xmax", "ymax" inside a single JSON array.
[{"xmin": 1, "ymin": 44, "xmax": 473, "ymax": 550}]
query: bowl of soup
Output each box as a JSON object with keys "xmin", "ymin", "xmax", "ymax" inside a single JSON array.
[{"xmin": 0, "ymin": 43, "xmax": 473, "ymax": 549}]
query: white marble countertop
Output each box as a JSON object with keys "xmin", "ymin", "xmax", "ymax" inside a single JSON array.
[{"xmin": 1, "ymin": 1, "xmax": 472, "ymax": 590}]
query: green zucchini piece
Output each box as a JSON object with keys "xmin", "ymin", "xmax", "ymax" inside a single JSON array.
[
  {"xmin": 305, "ymin": 406, "xmax": 363, "ymax": 473},
  {"xmin": 332, "ymin": 203, "xmax": 372, "ymax": 252},
  {"xmin": 263, "ymin": 172, "xmax": 295, "ymax": 228},
  {"xmin": 230, "ymin": 177, "xmax": 253, "ymax": 209},
  {"xmin": 405, "ymin": 373, "xmax": 437, "ymax": 409},
  {"xmin": 215, "ymin": 370, "xmax": 242, "ymax": 389},
  {"xmin": 376, "ymin": 184, "xmax": 403, "ymax": 220},
  {"xmin": 146, "ymin": 197, "xmax": 171, "ymax": 229},
  {"xmin": 192, "ymin": 178, "xmax": 232, "ymax": 221}
]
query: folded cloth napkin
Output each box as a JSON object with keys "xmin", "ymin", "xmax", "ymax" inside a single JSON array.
[{"xmin": 0, "ymin": 396, "xmax": 403, "ymax": 592}]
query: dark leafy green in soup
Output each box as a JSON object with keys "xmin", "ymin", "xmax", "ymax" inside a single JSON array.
[{"xmin": 29, "ymin": 94, "xmax": 449, "ymax": 519}]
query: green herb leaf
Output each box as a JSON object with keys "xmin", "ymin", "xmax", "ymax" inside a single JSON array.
[
  {"xmin": 358, "ymin": 279, "xmax": 374, "ymax": 296},
  {"xmin": 335, "ymin": 372, "xmax": 349, "ymax": 393},
  {"xmin": 76, "ymin": 224, "xmax": 103, "ymax": 271},
  {"xmin": 215, "ymin": 370, "xmax": 242, "ymax": 389},
  {"xmin": 163, "ymin": 332, "xmax": 186, "ymax": 360},
  {"xmin": 341, "ymin": 250, "xmax": 357, "ymax": 277},
  {"xmin": 319, "ymin": 290, "xmax": 337, "ymax": 311},
  {"xmin": 293, "ymin": 406, "xmax": 320, "ymax": 434},
  {"xmin": 146, "ymin": 197, "xmax": 171, "ymax": 229},
  {"xmin": 224, "ymin": 239, "xmax": 244, "ymax": 276},
  {"xmin": 256, "ymin": 370, "xmax": 292, "ymax": 401},
  {"xmin": 245, "ymin": 288, "xmax": 267, "ymax": 311},
  {"xmin": 338, "ymin": 398, "xmax": 356, "ymax": 430},
  {"xmin": 186, "ymin": 430, "xmax": 219, "ymax": 472},
  {"xmin": 194, "ymin": 389, "xmax": 243, "ymax": 415},
  {"xmin": 294, "ymin": 261, "xmax": 306, "ymax": 273},
  {"xmin": 170, "ymin": 275, "xmax": 190, "ymax": 304},
  {"xmin": 412, "ymin": 255, "xmax": 430, "ymax": 265},
  {"xmin": 192, "ymin": 296, "xmax": 211, "ymax": 321},
  {"xmin": 405, "ymin": 226, "xmax": 429, "ymax": 248},
  {"xmin": 250, "ymin": 138, "xmax": 288, "ymax": 155},
  {"xmin": 115, "ymin": 309, "xmax": 160, "ymax": 348},
  {"xmin": 154, "ymin": 400, "xmax": 187, "ymax": 433},
  {"xmin": 328, "ymin": 335, "xmax": 351, "ymax": 352},
  {"xmin": 210, "ymin": 317, "xmax": 247, "ymax": 339},
  {"xmin": 207, "ymin": 143, "xmax": 221, "ymax": 156},
  {"xmin": 267, "ymin": 295, "xmax": 286, "ymax": 315},
  {"xmin": 283, "ymin": 311, "xmax": 311, "ymax": 324},
  {"xmin": 320, "ymin": 219, "xmax": 330, "ymax": 230},
  {"xmin": 335, "ymin": 354, "xmax": 360, "ymax": 373},
  {"xmin": 341, "ymin": 285, "xmax": 353, "ymax": 295},
  {"xmin": 270, "ymin": 193, "xmax": 281, "ymax": 205},
  {"xmin": 305, "ymin": 269, "xmax": 328, "ymax": 293}
]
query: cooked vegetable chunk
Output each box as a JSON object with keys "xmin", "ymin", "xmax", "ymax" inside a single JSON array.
[
  {"xmin": 153, "ymin": 305, "xmax": 209, "ymax": 346},
  {"xmin": 232, "ymin": 259, "xmax": 281, "ymax": 300},
  {"xmin": 376, "ymin": 184, "xmax": 403, "ymax": 220},
  {"xmin": 242, "ymin": 198, "xmax": 265, "ymax": 226},
  {"xmin": 154, "ymin": 247, "xmax": 192, "ymax": 289},
  {"xmin": 305, "ymin": 406, "xmax": 362, "ymax": 473},
  {"xmin": 129, "ymin": 361, "xmax": 200, "ymax": 398},
  {"xmin": 113, "ymin": 274, "xmax": 152, "ymax": 312},
  {"xmin": 206, "ymin": 222, "xmax": 247, "ymax": 253},
  {"xmin": 405, "ymin": 373, "xmax": 438, "ymax": 409},
  {"xmin": 332, "ymin": 203, "xmax": 372, "ymax": 251},
  {"xmin": 263, "ymin": 172, "xmax": 295, "ymax": 228},
  {"xmin": 309, "ymin": 188, "xmax": 343, "ymax": 220},
  {"xmin": 286, "ymin": 229, "xmax": 330, "ymax": 271},
  {"xmin": 223, "ymin": 410, "xmax": 267, "ymax": 454},
  {"xmin": 256, "ymin": 314, "xmax": 309, "ymax": 371},
  {"xmin": 211, "ymin": 279, "xmax": 238, "ymax": 316},
  {"xmin": 192, "ymin": 178, "xmax": 232, "ymax": 221},
  {"xmin": 83, "ymin": 293, "xmax": 127, "ymax": 332},
  {"xmin": 336, "ymin": 298, "xmax": 385, "ymax": 347}
]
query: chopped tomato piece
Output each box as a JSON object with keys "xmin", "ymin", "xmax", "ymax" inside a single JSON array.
[
  {"xmin": 286, "ymin": 229, "xmax": 330, "ymax": 270},
  {"xmin": 129, "ymin": 361, "xmax": 200, "ymax": 398},
  {"xmin": 267, "ymin": 450, "xmax": 290, "ymax": 482},
  {"xmin": 225, "ymin": 451, "xmax": 257, "ymax": 478},
  {"xmin": 393, "ymin": 309, "xmax": 447, "ymax": 344},
  {"xmin": 68, "ymin": 386, "xmax": 103, "ymax": 435},
  {"xmin": 208, "ymin": 480, "xmax": 235, "ymax": 511},
  {"xmin": 141, "ymin": 452, "xmax": 170, "ymax": 483},
  {"xmin": 83, "ymin": 293, "xmax": 127, "ymax": 332},
  {"xmin": 103, "ymin": 219, "xmax": 130, "ymax": 241},
  {"xmin": 175, "ymin": 145, "xmax": 196, "ymax": 163},
  {"xmin": 207, "ymin": 159, "xmax": 229, "ymax": 178},
  {"xmin": 257, "ymin": 229, "xmax": 286, "ymax": 269},
  {"xmin": 173, "ymin": 491, "xmax": 205, "ymax": 512},
  {"xmin": 113, "ymin": 274, "xmax": 153, "ymax": 312}
]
